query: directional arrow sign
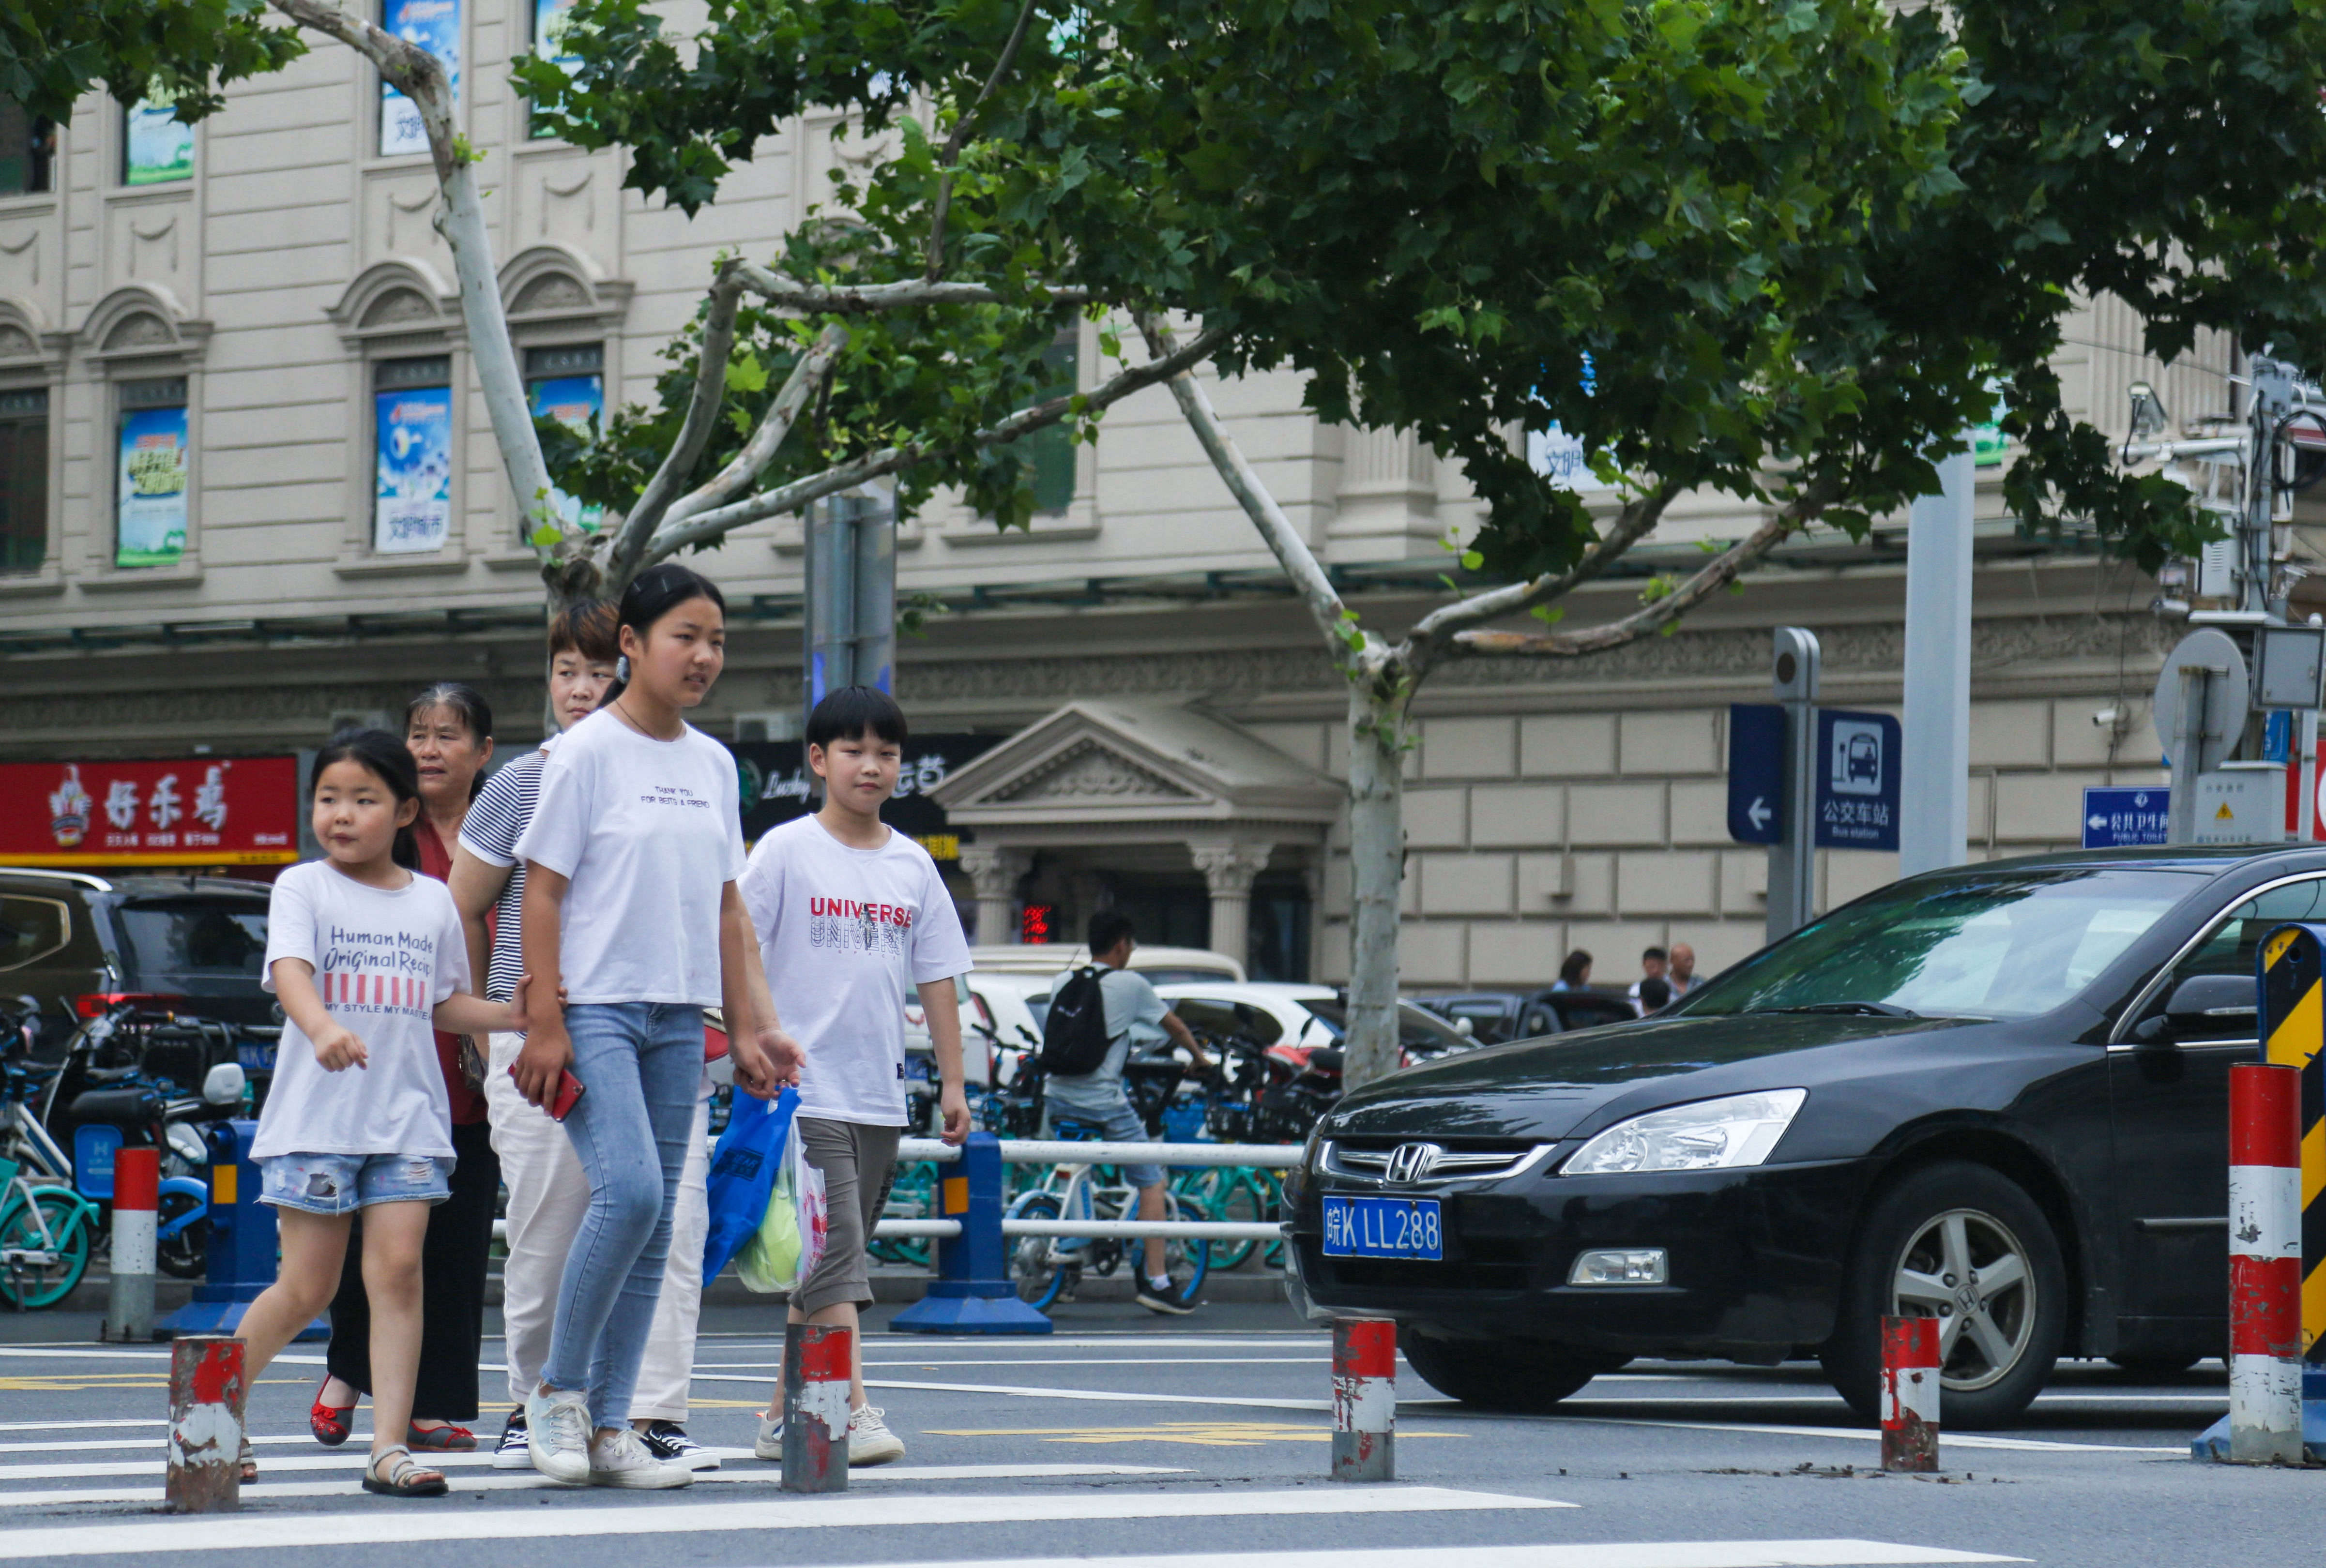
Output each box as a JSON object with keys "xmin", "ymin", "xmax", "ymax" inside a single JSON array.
[
  {"xmin": 2081, "ymin": 785, "xmax": 2169, "ymax": 849},
  {"xmin": 1728, "ymin": 704, "xmax": 1786, "ymax": 844}
]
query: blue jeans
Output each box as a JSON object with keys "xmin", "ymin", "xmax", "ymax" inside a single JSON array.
[{"xmin": 539, "ymin": 1002, "xmax": 701, "ymax": 1429}]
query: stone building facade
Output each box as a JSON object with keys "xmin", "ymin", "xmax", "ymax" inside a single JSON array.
[{"xmin": 0, "ymin": 14, "xmax": 2217, "ymax": 989}]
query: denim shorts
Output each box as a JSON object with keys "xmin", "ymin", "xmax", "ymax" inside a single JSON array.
[
  {"xmin": 1042, "ymin": 1090, "xmax": 1163, "ymax": 1188},
  {"xmin": 258, "ymin": 1151, "xmax": 454, "ymax": 1216}
]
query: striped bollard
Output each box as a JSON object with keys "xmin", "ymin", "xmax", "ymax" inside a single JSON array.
[
  {"xmin": 167, "ymin": 1335, "xmax": 243, "ymax": 1512},
  {"xmin": 2226, "ymin": 1061, "xmax": 2304, "ymax": 1464},
  {"xmin": 105, "ymin": 1146, "xmax": 159, "ymax": 1342},
  {"xmin": 1330, "ymin": 1317, "xmax": 1396, "ymax": 1481},
  {"xmin": 781, "ymin": 1322, "xmax": 851, "ymax": 1492},
  {"xmin": 1879, "ymin": 1315, "xmax": 1940, "ymax": 1472}
]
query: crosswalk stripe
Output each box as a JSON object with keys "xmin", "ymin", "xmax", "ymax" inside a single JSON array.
[
  {"xmin": 0, "ymin": 1483, "xmax": 1567, "ymax": 1559},
  {"xmin": 1540, "ymin": 1414, "xmax": 2175, "ymax": 1454},
  {"xmin": 0, "ymin": 1462, "xmax": 1189, "ymax": 1510},
  {"xmin": 836, "ymin": 1546, "xmax": 2022, "ymax": 1568}
]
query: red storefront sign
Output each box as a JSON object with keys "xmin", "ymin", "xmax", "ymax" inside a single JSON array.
[{"xmin": 2, "ymin": 756, "xmax": 300, "ymax": 867}]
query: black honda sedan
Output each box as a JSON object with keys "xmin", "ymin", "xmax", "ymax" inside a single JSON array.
[{"xmin": 1283, "ymin": 846, "xmax": 2318, "ymax": 1426}]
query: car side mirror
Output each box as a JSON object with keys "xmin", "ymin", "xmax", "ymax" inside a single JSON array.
[
  {"xmin": 201, "ymin": 1062, "xmax": 246, "ymax": 1106},
  {"xmin": 2144, "ymin": 973, "xmax": 2259, "ymax": 1042}
]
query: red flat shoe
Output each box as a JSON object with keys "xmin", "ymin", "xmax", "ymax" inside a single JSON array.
[
  {"xmin": 309, "ymin": 1380, "xmax": 355, "ymax": 1447},
  {"xmin": 406, "ymin": 1422, "xmax": 476, "ymax": 1451}
]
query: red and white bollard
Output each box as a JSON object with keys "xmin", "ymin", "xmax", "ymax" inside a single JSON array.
[
  {"xmin": 1331, "ymin": 1317, "xmax": 1396, "ymax": 1481},
  {"xmin": 167, "ymin": 1335, "xmax": 243, "ymax": 1513},
  {"xmin": 780, "ymin": 1322, "xmax": 851, "ymax": 1492},
  {"xmin": 2227, "ymin": 1061, "xmax": 2305, "ymax": 1464},
  {"xmin": 1879, "ymin": 1315, "xmax": 1940, "ymax": 1472},
  {"xmin": 105, "ymin": 1146, "xmax": 158, "ymax": 1343}
]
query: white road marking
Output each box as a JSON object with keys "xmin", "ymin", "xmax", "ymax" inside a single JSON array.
[
  {"xmin": 699, "ymin": 1372, "xmax": 1334, "ymax": 1412},
  {"xmin": 0, "ymin": 1462, "xmax": 1189, "ymax": 1509},
  {"xmin": 833, "ymin": 1546, "xmax": 2023, "ymax": 1568},
  {"xmin": 693, "ymin": 1358, "xmax": 1331, "ymax": 1371},
  {"xmin": 0, "ymin": 1420, "xmax": 166, "ymax": 1434},
  {"xmin": 1541, "ymin": 1415, "xmax": 2176, "ymax": 1454},
  {"xmin": 0, "ymin": 1483, "xmax": 1568, "ymax": 1558}
]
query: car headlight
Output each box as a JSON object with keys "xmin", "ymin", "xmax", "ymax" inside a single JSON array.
[{"xmin": 1563, "ymin": 1089, "xmax": 1808, "ymax": 1176}]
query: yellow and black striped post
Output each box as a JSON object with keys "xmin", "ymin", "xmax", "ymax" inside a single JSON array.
[{"xmin": 2258, "ymin": 923, "xmax": 2326, "ymax": 1371}]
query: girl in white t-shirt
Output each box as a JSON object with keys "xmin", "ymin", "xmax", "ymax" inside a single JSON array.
[{"xmin": 236, "ymin": 731, "xmax": 527, "ymax": 1499}]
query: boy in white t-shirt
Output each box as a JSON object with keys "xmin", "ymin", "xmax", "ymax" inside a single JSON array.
[{"xmin": 737, "ymin": 686, "xmax": 973, "ymax": 1468}]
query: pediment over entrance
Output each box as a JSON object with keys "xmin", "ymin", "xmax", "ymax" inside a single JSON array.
[{"xmin": 930, "ymin": 700, "xmax": 1339, "ymax": 831}]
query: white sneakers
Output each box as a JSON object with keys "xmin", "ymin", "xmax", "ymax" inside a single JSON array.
[
  {"xmin": 588, "ymin": 1425, "xmax": 694, "ymax": 1489},
  {"xmin": 525, "ymin": 1387, "xmax": 594, "ymax": 1485},
  {"xmin": 523, "ymin": 1388, "xmax": 692, "ymax": 1488},
  {"xmin": 751, "ymin": 1404, "xmax": 906, "ymax": 1467},
  {"xmin": 847, "ymin": 1404, "xmax": 906, "ymax": 1467}
]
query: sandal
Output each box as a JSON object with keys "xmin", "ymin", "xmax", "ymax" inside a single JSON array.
[
  {"xmin": 310, "ymin": 1379, "xmax": 356, "ymax": 1447},
  {"xmin": 406, "ymin": 1422, "xmax": 476, "ymax": 1452},
  {"xmin": 362, "ymin": 1445, "xmax": 449, "ymax": 1498},
  {"xmin": 238, "ymin": 1433, "xmax": 258, "ymax": 1485}
]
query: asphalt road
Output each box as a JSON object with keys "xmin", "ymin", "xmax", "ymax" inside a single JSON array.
[{"xmin": 0, "ymin": 1297, "xmax": 2316, "ymax": 1568}]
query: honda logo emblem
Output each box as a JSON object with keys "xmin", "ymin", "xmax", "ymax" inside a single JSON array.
[{"xmin": 1383, "ymin": 1142, "xmax": 1443, "ymax": 1184}]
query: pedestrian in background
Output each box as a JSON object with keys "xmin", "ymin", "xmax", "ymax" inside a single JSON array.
[
  {"xmin": 238, "ymin": 731, "xmax": 528, "ymax": 1498},
  {"xmin": 740, "ymin": 684, "xmax": 974, "ymax": 1468},
  {"xmin": 1667, "ymin": 943, "xmax": 1698, "ymax": 999},
  {"xmin": 511, "ymin": 564, "xmax": 802, "ymax": 1488},
  {"xmin": 452, "ymin": 604, "xmax": 721, "ymax": 1470},
  {"xmin": 1552, "ymin": 950, "xmax": 1593, "ymax": 991},
  {"xmin": 312, "ymin": 684, "xmax": 501, "ymax": 1456},
  {"xmin": 1628, "ymin": 946, "xmax": 1668, "ymax": 1010}
]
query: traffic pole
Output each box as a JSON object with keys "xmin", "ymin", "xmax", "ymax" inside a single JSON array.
[
  {"xmin": 166, "ymin": 1335, "xmax": 243, "ymax": 1512},
  {"xmin": 889, "ymin": 1131, "xmax": 1051, "ymax": 1334},
  {"xmin": 1879, "ymin": 1315, "xmax": 1940, "ymax": 1473},
  {"xmin": 2225, "ymin": 1062, "xmax": 2304, "ymax": 1464},
  {"xmin": 780, "ymin": 1322, "xmax": 851, "ymax": 1492},
  {"xmin": 1330, "ymin": 1318, "xmax": 1396, "ymax": 1481},
  {"xmin": 105, "ymin": 1146, "xmax": 158, "ymax": 1342}
]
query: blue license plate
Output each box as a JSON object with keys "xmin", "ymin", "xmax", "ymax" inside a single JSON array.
[
  {"xmin": 237, "ymin": 1041, "xmax": 276, "ymax": 1072},
  {"xmin": 1323, "ymin": 1195, "xmax": 1443, "ymax": 1260}
]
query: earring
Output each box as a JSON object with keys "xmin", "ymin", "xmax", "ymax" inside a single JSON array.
[{"xmin": 615, "ymin": 654, "xmax": 631, "ymax": 683}]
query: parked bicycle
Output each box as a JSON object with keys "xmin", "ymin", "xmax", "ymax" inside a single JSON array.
[{"xmin": 1006, "ymin": 1116, "xmax": 1209, "ymax": 1309}]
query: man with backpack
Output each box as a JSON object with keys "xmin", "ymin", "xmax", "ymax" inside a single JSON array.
[{"xmin": 1044, "ymin": 911, "xmax": 1212, "ymax": 1314}]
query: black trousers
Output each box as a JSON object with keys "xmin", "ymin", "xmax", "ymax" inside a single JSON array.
[{"xmin": 325, "ymin": 1118, "xmax": 500, "ymax": 1422}]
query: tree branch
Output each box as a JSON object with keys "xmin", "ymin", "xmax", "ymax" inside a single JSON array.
[
  {"xmin": 1407, "ymin": 482, "xmax": 1678, "ymax": 648},
  {"xmin": 269, "ymin": 0, "xmax": 555, "ymax": 553},
  {"xmin": 731, "ymin": 263, "xmax": 1090, "ymax": 314},
  {"xmin": 1137, "ymin": 314, "xmax": 1350, "ymax": 645},
  {"xmin": 637, "ymin": 322, "xmax": 850, "ymax": 568},
  {"xmin": 613, "ymin": 263, "xmax": 752, "ymax": 571},
  {"xmin": 643, "ymin": 325, "xmax": 1230, "ymax": 559},
  {"xmin": 1447, "ymin": 480, "xmax": 1840, "ymax": 659},
  {"xmin": 926, "ymin": 0, "xmax": 1039, "ymax": 282}
]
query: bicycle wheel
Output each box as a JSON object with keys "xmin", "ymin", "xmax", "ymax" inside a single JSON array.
[
  {"xmin": 1171, "ymin": 1168, "xmax": 1255, "ymax": 1271},
  {"xmin": 155, "ymin": 1188, "xmax": 208, "ymax": 1280},
  {"xmin": 1158, "ymin": 1190, "xmax": 1210, "ymax": 1301},
  {"xmin": 0, "ymin": 1191, "xmax": 93, "ymax": 1310},
  {"xmin": 1008, "ymin": 1191, "xmax": 1070, "ymax": 1310},
  {"xmin": 873, "ymin": 1160, "xmax": 936, "ymax": 1267}
]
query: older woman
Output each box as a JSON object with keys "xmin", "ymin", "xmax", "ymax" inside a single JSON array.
[{"xmin": 310, "ymin": 683, "xmax": 501, "ymax": 1453}]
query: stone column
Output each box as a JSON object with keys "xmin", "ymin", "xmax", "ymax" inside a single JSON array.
[
  {"xmin": 958, "ymin": 845, "xmax": 1030, "ymax": 947},
  {"xmin": 1191, "ymin": 842, "xmax": 1273, "ymax": 968}
]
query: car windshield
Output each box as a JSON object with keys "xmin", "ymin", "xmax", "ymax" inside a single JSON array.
[
  {"xmin": 1676, "ymin": 867, "xmax": 2203, "ymax": 1021},
  {"xmin": 116, "ymin": 899, "xmax": 269, "ymax": 979}
]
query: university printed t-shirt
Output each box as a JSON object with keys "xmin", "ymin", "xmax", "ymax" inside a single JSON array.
[
  {"xmin": 457, "ymin": 739, "xmax": 554, "ymax": 1003},
  {"xmin": 514, "ymin": 709, "xmax": 745, "ymax": 1007},
  {"xmin": 739, "ymin": 815, "xmax": 973, "ymax": 1126},
  {"xmin": 251, "ymin": 859, "xmax": 468, "ymax": 1160}
]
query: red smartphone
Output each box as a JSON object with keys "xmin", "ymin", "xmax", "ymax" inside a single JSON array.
[{"xmin": 510, "ymin": 1064, "xmax": 587, "ymax": 1122}]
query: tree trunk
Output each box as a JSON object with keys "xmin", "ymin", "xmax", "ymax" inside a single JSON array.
[{"xmin": 1340, "ymin": 675, "xmax": 1410, "ymax": 1091}]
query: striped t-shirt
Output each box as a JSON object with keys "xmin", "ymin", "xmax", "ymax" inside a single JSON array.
[{"xmin": 456, "ymin": 744, "xmax": 549, "ymax": 1004}]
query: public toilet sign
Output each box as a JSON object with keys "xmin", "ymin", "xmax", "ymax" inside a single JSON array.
[
  {"xmin": 1727, "ymin": 703, "xmax": 1900, "ymax": 852},
  {"xmin": 2081, "ymin": 786, "xmax": 2170, "ymax": 849}
]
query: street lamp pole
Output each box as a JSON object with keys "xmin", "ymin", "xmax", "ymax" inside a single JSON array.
[{"xmin": 1899, "ymin": 449, "xmax": 1975, "ymax": 876}]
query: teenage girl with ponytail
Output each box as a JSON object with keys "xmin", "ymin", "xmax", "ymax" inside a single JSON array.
[
  {"xmin": 511, "ymin": 563, "xmax": 804, "ymax": 1487},
  {"xmin": 236, "ymin": 730, "xmax": 530, "ymax": 1497}
]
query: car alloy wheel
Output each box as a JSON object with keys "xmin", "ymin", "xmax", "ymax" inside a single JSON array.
[{"xmin": 1888, "ymin": 1206, "xmax": 2035, "ymax": 1394}]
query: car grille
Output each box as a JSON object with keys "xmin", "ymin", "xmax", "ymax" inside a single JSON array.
[{"xmin": 1323, "ymin": 1139, "xmax": 1547, "ymax": 1183}]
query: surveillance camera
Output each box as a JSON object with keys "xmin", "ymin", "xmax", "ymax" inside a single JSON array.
[{"xmin": 2092, "ymin": 706, "xmax": 2124, "ymax": 728}]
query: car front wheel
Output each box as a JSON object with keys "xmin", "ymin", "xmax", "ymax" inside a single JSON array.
[
  {"xmin": 1400, "ymin": 1332, "xmax": 1626, "ymax": 1412},
  {"xmin": 1821, "ymin": 1161, "xmax": 2067, "ymax": 1429}
]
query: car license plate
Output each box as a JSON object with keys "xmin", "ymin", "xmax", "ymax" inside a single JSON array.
[
  {"xmin": 237, "ymin": 1040, "xmax": 276, "ymax": 1072},
  {"xmin": 1323, "ymin": 1195, "xmax": 1443, "ymax": 1260}
]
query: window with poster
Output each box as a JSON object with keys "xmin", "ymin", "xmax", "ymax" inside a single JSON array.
[
  {"xmin": 527, "ymin": 343, "xmax": 603, "ymax": 532},
  {"xmin": 123, "ymin": 86, "xmax": 195, "ymax": 186},
  {"xmin": 529, "ymin": 0, "xmax": 585, "ymax": 139},
  {"xmin": 115, "ymin": 378, "xmax": 189, "ymax": 570},
  {"xmin": 380, "ymin": 0, "xmax": 461, "ymax": 158},
  {"xmin": 373, "ymin": 357, "xmax": 454, "ymax": 555},
  {"xmin": 0, "ymin": 387, "xmax": 46, "ymax": 574}
]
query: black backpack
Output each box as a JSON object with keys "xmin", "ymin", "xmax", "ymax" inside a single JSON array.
[{"xmin": 1041, "ymin": 966, "xmax": 1116, "ymax": 1076}]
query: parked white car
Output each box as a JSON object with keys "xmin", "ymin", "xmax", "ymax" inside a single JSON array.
[{"xmin": 1154, "ymin": 981, "xmax": 1475, "ymax": 1056}]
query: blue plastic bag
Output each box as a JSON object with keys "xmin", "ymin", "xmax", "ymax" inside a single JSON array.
[{"xmin": 702, "ymin": 1085, "xmax": 798, "ymax": 1282}]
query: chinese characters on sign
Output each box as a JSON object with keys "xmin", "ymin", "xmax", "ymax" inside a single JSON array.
[
  {"xmin": 2080, "ymin": 786, "xmax": 2171, "ymax": 849},
  {"xmin": 114, "ymin": 403, "xmax": 188, "ymax": 569},
  {"xmin": 374, "ymin": 384, "xmax": 453, "ymax": 553},
  {"xmin": 9, "ymin": 758, "xmax": 299, "ymax": 866},
  {"xmin": 1811, "ymin": 709, "xmax": 1902, "ymax": 852}
]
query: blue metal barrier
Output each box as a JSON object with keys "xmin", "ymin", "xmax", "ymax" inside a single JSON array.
[
  {"xmin": 888, "ymin": 1131, "xmax": 1051, "ymax": 1335},
  {"xmin": 159, "ymin": 1119, "xmax": 324, "ymax": 1340}
]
